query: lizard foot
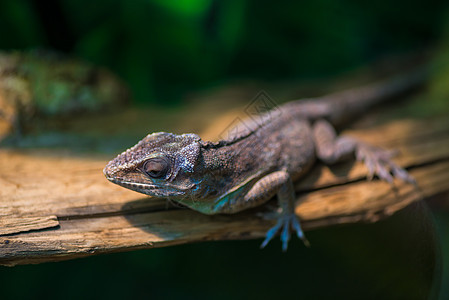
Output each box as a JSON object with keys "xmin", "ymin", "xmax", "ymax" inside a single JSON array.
[
  {"xmin": 356, "ymin": 144, "xmax": 415, "ymax": 184},
  {"xmin": 260, "ymin": 212, "xmax": 309, "ymax": 251}
]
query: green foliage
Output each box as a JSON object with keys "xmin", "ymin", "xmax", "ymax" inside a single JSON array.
[
  {"xmin": 0, "ymin": 0, "xmax": 46, "ymax": 47},
  {"xmin": 0, "ymin": 0, "xmax": 447, "ymax": 103},
  {"xmin": 428, "ymin": 13, "xmax": 449, "ymax": 113}
]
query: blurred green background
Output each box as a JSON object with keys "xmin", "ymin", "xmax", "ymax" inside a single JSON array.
[
  {"xmin": 1, "ymin": 0, "xmax": 449, "ymax": 299},
  {"xmin": 1, "ymin": 0, "xmax": 448, "ymax": 104}
]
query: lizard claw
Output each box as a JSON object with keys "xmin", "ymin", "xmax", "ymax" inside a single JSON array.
[
  {"xmin": 260, "ymin": 213, "xmax": 309, "ymax": 251},
  {"xmin": 356, "ymin": 144, "xmax": 415, "ymax": 184}
]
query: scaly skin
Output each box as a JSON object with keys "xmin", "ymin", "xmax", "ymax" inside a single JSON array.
[{"xmin": 104, "ymin": 70, "xmax": 424, "ymax": 251}]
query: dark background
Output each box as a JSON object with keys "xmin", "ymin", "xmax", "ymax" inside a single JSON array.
[
  {"xmin": 1, "ymin": 0, "xmax": 448, "ymax": 299},
  {"xmin": 1, "ymin": 0, "xmax": 447, "ymax": 103}
]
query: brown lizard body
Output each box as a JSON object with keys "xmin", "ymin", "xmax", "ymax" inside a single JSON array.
[{"xmin": 104, "ymin": 70, "xmax": 424, "ymax": 250}]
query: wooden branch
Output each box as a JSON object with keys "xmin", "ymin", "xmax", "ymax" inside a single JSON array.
[{"xmin": 1, "ymin": 112, "xmax": 448, "ymax": 266}]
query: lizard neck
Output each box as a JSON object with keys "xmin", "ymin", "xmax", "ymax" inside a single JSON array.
[{"xmin": 199, "ymin": 133, "xmax": 272, "ymax": 183}]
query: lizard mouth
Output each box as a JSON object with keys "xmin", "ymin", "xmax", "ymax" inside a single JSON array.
[{"xmin": 105, "ymin": 176, "xmax": 186, "ymax": 197}]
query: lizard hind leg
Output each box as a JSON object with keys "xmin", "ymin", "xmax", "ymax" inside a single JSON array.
[{"xmin": 313, "ymin": 119, "xmax": 415, "ymax": 184}]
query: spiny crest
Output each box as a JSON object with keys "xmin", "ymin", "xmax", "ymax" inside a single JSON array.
[
  {"xmin": 201, "ymin": 113, "xmax": 273, "ymax": 149},
  {"xmin": 105, "ymin": 132, "xmax": 201, "ymax": 175}
]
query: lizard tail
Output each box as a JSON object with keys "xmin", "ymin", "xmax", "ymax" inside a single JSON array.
[
  {"xmin": 285, "ymin": 67, "xmax": 428, "ymax": 127},
  {"xmin": 322, "ymin": 67, "xmax": 427, "ymax": 126}
]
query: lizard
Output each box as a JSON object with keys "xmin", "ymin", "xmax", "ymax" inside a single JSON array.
[{"xmin": 103, "ymin": 69, "xmax": 425, "ymax": 251}]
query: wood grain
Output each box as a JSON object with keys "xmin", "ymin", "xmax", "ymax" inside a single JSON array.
[{"xmin": 0, "ymin": 215, "xmax": 59, "ymax": 235}]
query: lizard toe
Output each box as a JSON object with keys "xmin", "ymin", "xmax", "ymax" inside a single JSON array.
[
  {"xmin": 260, "ymin": 213, "xmax": 308, "ymax": 251},
  {"xmin": 260, "ymin": 219, "xmax": 283, "ymax": 249},
  {"xmin": 356, "ymin": 144, "xmax": 415, "ymax": 184}
]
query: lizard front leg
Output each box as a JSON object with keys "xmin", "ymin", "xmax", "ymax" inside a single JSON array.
[
  {"xmin": 241, "ymin": 171, "xmax": 307, "ymax": 251},
  {"xmin": 313, "ymin": 119, "xmax": 415, "ymax": 183}
]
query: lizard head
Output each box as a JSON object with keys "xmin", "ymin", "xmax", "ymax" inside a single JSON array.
[{"xmin": 103, "ymin": 132, "xmax": 203, "ymax": 199}]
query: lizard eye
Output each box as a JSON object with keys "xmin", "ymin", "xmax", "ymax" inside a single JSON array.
[{"xmin": 142, "ymin": 158, "xmax": 169, "ymax": 179}]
